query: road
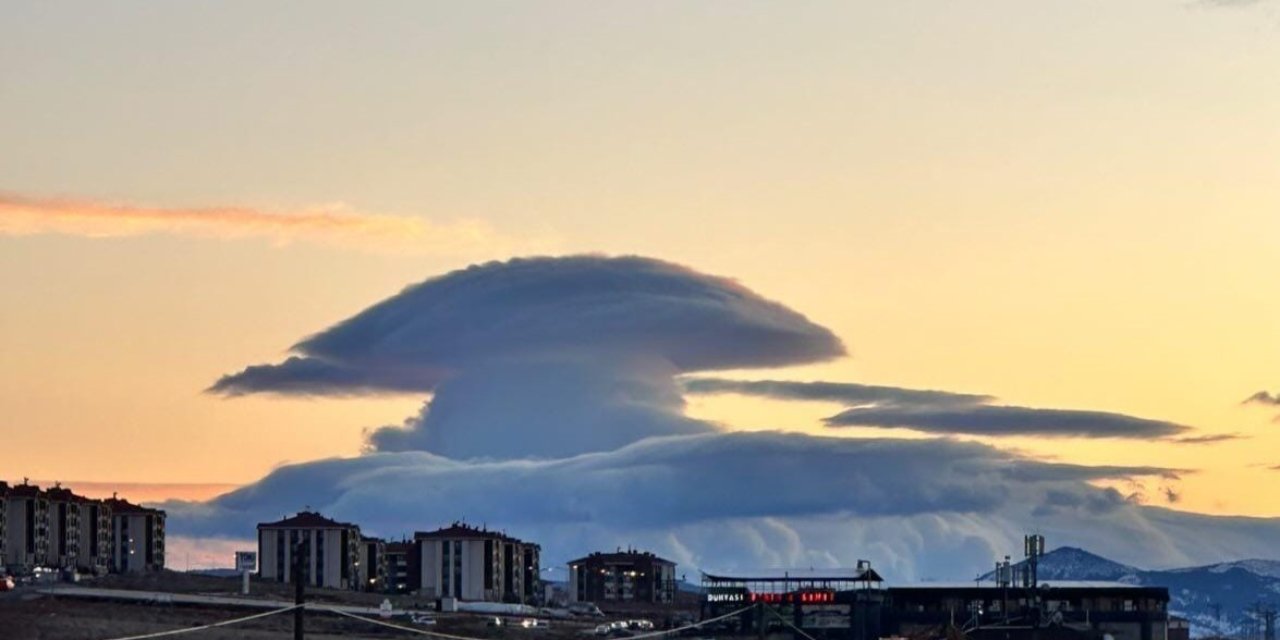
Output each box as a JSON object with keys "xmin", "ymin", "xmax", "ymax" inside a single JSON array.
[{"xmin": 36, "ymin": 584, "xmax": 396, "ymax": 617}]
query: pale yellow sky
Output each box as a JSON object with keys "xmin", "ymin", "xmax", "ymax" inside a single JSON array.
[{"xmin": 0, "ymin": 0, "xmax": 1277, "ymax": 516}]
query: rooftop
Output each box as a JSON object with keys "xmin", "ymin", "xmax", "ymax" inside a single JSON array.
[
  {"xmin": 568, "ymin": 550, "xmax": 677, "ymax": 567},
  {"xmin": 8, "ymin": 482, "xmax": 46, "ymax": 498},
  {"xmin": 703, "ymin": 566, "xmax": 885, "ymax": 586},
  {"xmin": 45, "ymin": 486, "xmax": 92, "ymax": 503},
  {"xmin": 104, "ymin": 496, "xmax": 165, "ymax": 516},
  {"xmin": 414, "ymin": 522, "xmax": 533, "ymax": 545},
  {"xmin": 889, "ymin": 581, "xmax": 1159, "ymax": 591},
  {"xmin": 258, "ymin": 510, "xmax": 358, "ymax": 530}
]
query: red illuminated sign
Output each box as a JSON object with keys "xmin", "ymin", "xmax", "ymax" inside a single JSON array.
[{"xmin": 748, "ymin": 590, "xmax": 836, "ymax": 604}]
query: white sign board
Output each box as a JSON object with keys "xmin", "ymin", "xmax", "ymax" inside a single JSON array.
[{"xmin": 235, "ymin": 551, "xmax": 257, "ymax": 573}]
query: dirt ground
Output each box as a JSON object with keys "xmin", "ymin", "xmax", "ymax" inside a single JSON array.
[
  {"xmin": 0, "ymin": 572, "xmax": 697, "ymax": 639},
  {"xmin": 90, "ymin": 571, "xmax": 434, "ymax": 609},
  {"xmin": 0, "ymin": 594, "xmax": 604, "ymax": 640},
  {"xmin": 0, "ymin": 595, "xmax": 398, "ymax": 640}
]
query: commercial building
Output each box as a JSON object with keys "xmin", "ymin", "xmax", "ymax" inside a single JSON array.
[
  {"xmin": 701, "ymin": 567, "xmax": 886, "ymax": 640},
  {"xmin": 885, "ymin": 583, "xmax": 1171, "ymax": 640},
  {"xmin": 3, "ymin": 481, "xmax": 50, "ymax": 571},
  {"xmin": 105, "ymin": 496, "xmax": 166, "ymax": 573},
  {"xmin": 568, "ymin": 549, "xmax": 677, "ymax": 604},
  {"xmin": 700, "ymin": 569, "xmax": 1172, "ymax": 640},
  {"xmin": 416, "ymin": 522, "xmax": 540, "ymax": 603},
  {"xmin": 257, "ymin": 511, "xmax": 363, "ymax": 590}
]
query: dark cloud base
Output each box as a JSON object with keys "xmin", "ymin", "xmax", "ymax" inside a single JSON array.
[{"xmin": 167, "ymin": 431, "xmax": 1280, "ymax": 580}]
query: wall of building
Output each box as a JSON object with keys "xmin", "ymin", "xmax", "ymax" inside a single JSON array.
[
  {"xmin": 0, "ymin": 495, "xmax": 6, "ymax": 563},
  {"xmin": 419, "ymin": 537, "xmax": 523, "ymax": 602},
  {"xmin": 258, "ymin": 527, "xmax": 360, "ymax": 590},
  {"xmin": 46, "ymin": 499, "xmax": 81, "ymax": 569},
  {"xmin": 78, "ymin": 502, "xmax": 111, "ymax": 575},
  {"xmin": 111, "ymin": 512, "xmax": 164, "ymax": 573},
  {"xmin": 112, "ymin": 513, "xmax": 146, "ymax": 573},
  {"xmin": 5, "ymin": 496, "xmax": 50, "ymax": 570},
  {"xmin": 570, "ymin": 554, "xmax": 675, "ymax": 604}
]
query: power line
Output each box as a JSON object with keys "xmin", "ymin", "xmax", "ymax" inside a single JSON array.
[
  {"xmin": 325, "ymin": 603, "xmax": 759, "ymax": 640},
  {"xmin": 99, "ymin": 604, "xmax": 301, "ymax": 640}
]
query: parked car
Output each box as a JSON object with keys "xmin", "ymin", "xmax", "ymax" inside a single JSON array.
[{"xmin": 409, "ymin": 613, "xmax": 437, "ymax": 626}]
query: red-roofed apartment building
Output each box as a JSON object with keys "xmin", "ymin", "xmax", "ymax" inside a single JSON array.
[
  {"xmin": 257, "ymin": 511, "xmax": 364, "ymax": 590},
  {"xmin": 415, "ymin": 522, "xmax": 541, "ymax": 604},
  {"xmin": 567, "ymin": 549, "xmax": 677, "ymax": 604},
  {"xmin": 44, "ymin": 485, "xmax": 111, "ymax": 574},
  {"xmin": 104, "ymin": 496, "xmax": 166, "ymax": 573},
  {"xmin": 3, "ymin": 481, "xmax": 51, "ymax": 571}
]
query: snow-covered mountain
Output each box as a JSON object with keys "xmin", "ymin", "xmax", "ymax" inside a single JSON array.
[
  {"xmin": 981, "ymin": 547, "xmax": 1280, "ymax": 638},
  {"xmin": 1177, "ymin": 559, "xmax": 1280, "ymax": 580}
]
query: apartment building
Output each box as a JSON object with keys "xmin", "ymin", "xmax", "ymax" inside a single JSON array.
[
  {"xmin": 568, "ymin": 550, "xmax": 677, "ymax": 604},
  {"xmin": 360, "ymin": 536, "xmax": 387, "ymax": 592},
  {"xmin": 79, "ymin": 498, "xmax": 113, "ymax": 575},
  {"xmin": 384, "ymin": 540, "xmax": 419, "ymax": 594},
  {"xmin": 105, "ymin": 496, "xmax": 166, "ymax": 573},
  {"xmin": 416, "ymin": 523, "xmax": 540, "ymax": 604},
  {"xmin": 44, "ymin": 486, "xmax": 83, "ymax": 570},
  {"xmin": 0, "ymin": 482, "xmax": 7, "ymax": 565},
  {"xmin": 3, "ymin": 481, "xmax": 50, "ymax": 571},
  {"xmin": 257, "ymin": 511, "xmax": 363, "ymax": 590}
]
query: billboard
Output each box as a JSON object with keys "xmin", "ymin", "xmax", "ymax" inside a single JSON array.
[
  {"xmin": 235, "ymin": 551, "xmax": 257, "ymax": 573},
  {"xmin": 801, "ymin": 604, "xmax": 851, "ymax": 629}
]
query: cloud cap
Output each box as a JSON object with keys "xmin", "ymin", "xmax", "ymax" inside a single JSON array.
[{"xmin": 212, "ymin": 255, "xmax": 844, "ymax": 396}]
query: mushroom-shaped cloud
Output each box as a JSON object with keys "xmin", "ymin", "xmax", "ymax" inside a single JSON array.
[{"xmin": 211, "ymin": 255, "xmax": 845, "ymax": 459}]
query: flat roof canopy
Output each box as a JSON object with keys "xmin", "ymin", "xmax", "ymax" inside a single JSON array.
[{"xmin": 703, "ymin": 568, "xmax": 884, "ymax": 591}]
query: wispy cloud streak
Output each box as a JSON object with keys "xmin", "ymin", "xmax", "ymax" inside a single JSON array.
[
  {"xmin": 1242, "ymin": 391, "xmax": 1280, "ymax": 423},
  {"xmin": 0, "ymin": 192, "xmax": 544, "ymax": 254},
  {"xmin": 1171, "ymin": 433, "xmax": 1245, "ymax": 445},
  {"xmin": 687, "ymin": 376, "xmax": 1192, "ymax": 440}
]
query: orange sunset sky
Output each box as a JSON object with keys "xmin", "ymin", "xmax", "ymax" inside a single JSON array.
[{"xmin": 2, "ymin": 0, "xmax": 1278, "ymax": 519}]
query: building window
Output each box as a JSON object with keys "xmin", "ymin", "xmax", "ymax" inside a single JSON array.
[
  {"xmin": 484, "ymin": 540, "xmax": 494, "ymax": 590},
  {"xmin": 275, "ymin": 533, "xmax": 285, "ymax": 581},
  {"xmin": 442, "ymin": 541, "xmax": 451, "ymax": 595},
  {"xmin": 453, "ymin": 541, "xmax": 463, "ymax": 598},
  {"xmin": 315, "ymin": 531, "xmax": 325, "ymax": 587}
]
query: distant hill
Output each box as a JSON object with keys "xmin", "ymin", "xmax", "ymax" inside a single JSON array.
[
  {"xmin": 185, "ymin": 568, "xmax": 241, "ymax": 578},
  {"xmin": 979, "ymin": 546, "xmax": 1280, "ymax": 638},
  {"xmin": 979, "ymin": 546, "xmax": 1139, "ymax": 582}
]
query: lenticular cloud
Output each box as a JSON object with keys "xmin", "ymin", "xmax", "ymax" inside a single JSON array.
[
  {"xmin": 211, "ymin": 255, "xmax": 844, "ymax": 459},
  {"xmin": 181, "ymin": 255, "xmax": 1280, "ymax": 580}
]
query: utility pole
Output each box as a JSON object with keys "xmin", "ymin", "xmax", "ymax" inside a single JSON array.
[
  {"xmin": 1252, "ymin": 602, "xmax": 1277, "ymax": 640},
  {"xmin": 294, "ymin": 536, "xmax": 308, "ymax": 640},
  {"xmin": 757, "ymin": 601, "xmax": 766, "ymax": 640}
]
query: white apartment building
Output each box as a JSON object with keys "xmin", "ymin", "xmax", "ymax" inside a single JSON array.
[
  {"xmin": 416, "ymin": 523, "xmax": 540, "ymax": 604},
  {"xmin": 105, "ymin": 496, "xmax": 166, "ymax": 573},
  {"xmin": 3, "ymin": 482, "xmax": 50, "ymax": 571},
  {"xmin": 257, "ymin": 511, "xmax": 363, "ymax": 590}
]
